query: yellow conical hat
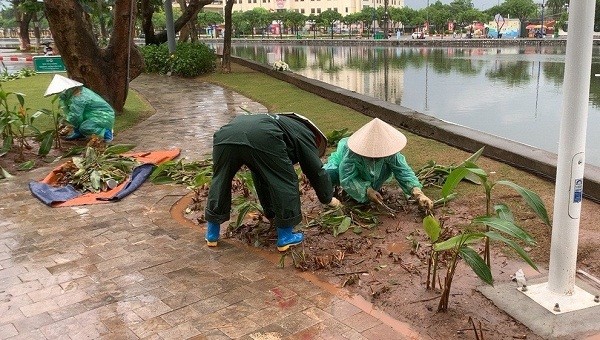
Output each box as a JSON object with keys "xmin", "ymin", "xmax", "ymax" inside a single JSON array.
[
  {"xmin": 347, "ymin": 118, "xmax": 407, "ymax": 158},
  {"xmin": 44, "ymin": 74, "xmax": 83, "ymax": 97}
]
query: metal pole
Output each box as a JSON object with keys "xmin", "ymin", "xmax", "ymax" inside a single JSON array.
[
  {"xmin": 540, "ymin": 0, "xmax": 545, "ymax": 37},
  {"xmin": 547, "ymin": 0, "xmax": 595, "ymax": 295},
  {"xmin": 164, "ymin": 0, "xmax": 176, "ymax": 53}
]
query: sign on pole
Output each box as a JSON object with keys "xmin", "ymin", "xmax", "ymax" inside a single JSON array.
[{"xmin": 33, "ymin": 56, "xmax": 66, "ymax": 73}]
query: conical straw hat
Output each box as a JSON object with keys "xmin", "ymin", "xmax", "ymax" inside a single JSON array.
[
  {"xmin": 279, "ymin": 112, "xmax": 328, "ymax": 157},
  {"xmin": 44, "ymin": 74, "xmax": 83, "ymax": 97},
  {"xmin": 347, "ymin": 118, "xmax": 407, "ymax": 158}
]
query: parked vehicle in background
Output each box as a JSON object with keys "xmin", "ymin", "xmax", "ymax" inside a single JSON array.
[{"xmin": 411, "ymin": 31, "xmax": 425, "ymax": 39}]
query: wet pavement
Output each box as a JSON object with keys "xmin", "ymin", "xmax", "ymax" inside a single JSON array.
[{"xmin": 0, "ymin": 74, "xmax": 421, "ymax": 339}]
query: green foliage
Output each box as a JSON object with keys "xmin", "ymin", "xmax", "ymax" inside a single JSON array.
[
  {"xmin": 59, "ymin": 144, "xmax": 139, "ymax": 193},
  {"xmin": 140, "ymin": 43, "xmax": 170, "ymax": 74},
  {"xmin": 425, "ymin": 148, "xmax": 550, "ymax": 312},
  {"xmin": 140, "ymin": 42, "xmax": 216, "ymax": 77},
  {"xmin": 325, "ymin": 128, "xmax": 352, "ymax": 147},
  {"xmin": 416, "ymin": 147, "xmax": 483, "ymax": 188},
  {"xmin": 0, "ymin": 66, "xmax": 36, "ymax": 83},
  {"xmin": 307, "ymin": 204, "xmax": 379, "ymax": 237},
  {"xmin": 0, "ymin": 83, "xmax": 61, "ymax": 161},
  {"xmin": 150, "ymin": 158, "xmax": 213, "ymax": 188}
]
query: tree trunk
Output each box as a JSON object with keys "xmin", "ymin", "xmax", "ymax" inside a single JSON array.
[
  {"xmin": 44, "ymin": 0, "xmax": 143, "ymax": 112},
  {"xmin": 141, "ymin": 0, "xmax": 211, "ymax": 45},
  {"xmin": 221, "ymin": 0, "xmax": 233, "ymax": 73},
  {"xmin": 17, "ymin": 10, "xmax": 32, "ymax": 51}
]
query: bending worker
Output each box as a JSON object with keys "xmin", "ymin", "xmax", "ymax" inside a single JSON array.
[
  {"xmin": 44, "ymin": 74, "xmax": 115, "ymax": 142},
  {"xmin": 204, "ymin": 113, "xmax": 341, "ymax": 251},
  {"xmin": 324, "ymin": 118, "xmax": 433, "ymax": 210}
]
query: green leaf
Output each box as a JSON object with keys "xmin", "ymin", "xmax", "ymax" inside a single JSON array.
[
  {"xmin": 423, "ymin": 215, "xmax": 441, "ymax": 242},
  {"xmin": 0, "ymin": 165, "xmax": 13, "ymax": 179},
  {"xmin": 441, "ymin": 167, "xmax": 469, "ymax": 198},
  {"xmin": 15, "ymin": 93, "xmax": 25, "ymax": 107},
  {"xmin": 433, "ymin": 192, "xmax": 457, "ymax": 207},
  {"xmin": 104, "ymin": 144, "xmax": 136, "ymax": 155},
  {"xmin": 459, "ymin": 147, "xmax": 484, "ymax": 166},
  {"xmin": 90, "ymin": 170, "xmax": 101, "ymax": 190},
  {"xmin": 38, "ymin": 132, "xmax": 54, "ymax": 156},
  {"xmin": 485, "ymin": 231, "xmax": 538, "ymax": 271},
  {"xmin": 62, "ymin": 146, "xmax": 86, "ymax": 158},
  {"xmin": 496, "ymin": 180, "xmax": 551, "ymax": 226},
  {"xmin": 17, "ymin": 160, "xmax": 35, "ymax": 171},
  {"xmin": 72, "ymin": 157, "xmax": 85, "ymax": 169},
  {"xmin": 434, "ymin": 233, "xmax": 484, "ymax": 251},
  {"xmin": 494, "ymin": 203, "xmax": 514, "ymax": 222},
  {"xmin": 334, "ymin": 216, "xmax": 352, "ymax": 237},
  {"xmin": 2, "ymin": 134, "xmax": 13, "ymax": 152},
  {"xmin": 459, "ymin": 246, "xmax": 493, "ymax": 285},
  {"xmin": 233, "ymin": 201, "xmax": 262, "ymax": 229},
  {"xmin": 473, "ymin": 216, "xmax": 536, "ymax": 245}
]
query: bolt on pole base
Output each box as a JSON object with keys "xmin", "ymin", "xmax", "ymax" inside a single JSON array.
[{"xmin": 520, "ymin": 282, "xmax": 599, "ymax": 314}]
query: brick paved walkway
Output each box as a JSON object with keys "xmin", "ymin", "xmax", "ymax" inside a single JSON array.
[{"xmin": 0, "ymin": 74, "xmax": 422, "ymax": 339}]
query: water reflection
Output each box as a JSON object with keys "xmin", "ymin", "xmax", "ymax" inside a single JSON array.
[{"xmin": 229, "ymin": 43, "xmax": 600, "ymax": 167}]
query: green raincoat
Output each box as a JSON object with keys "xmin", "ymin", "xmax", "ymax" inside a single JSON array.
[
  {"xmin": 324, "ymin": 137, "xmax": 422, "ymax": 203},
  {"xmin": 205, "ymin": 114, "xmax": 333, "ymax": 228},
  {"xmin": 59, "ymin": 87, "xmax": 115, "ymax": 138}
]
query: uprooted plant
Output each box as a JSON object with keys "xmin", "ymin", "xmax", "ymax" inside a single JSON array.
[
  {"xmin": 424, "ymin": 153, "xmax": 551, "ymax": 312},
  {"xmin": 54, "ymin": 143, "xmax": 139, "ymax": 193}
]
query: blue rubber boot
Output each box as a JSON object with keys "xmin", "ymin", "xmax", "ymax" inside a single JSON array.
[
  {"xmin": 104, "ymin": 129, "xmax": 113, "ymax": 142},
  {"xmin": 64, "ymin": 129, "xmax": 84, "ymax": 140},
  {"xmin": 205, "ymin": 221, "xmax": 220, "ymax": 247},
  {"xmin": 276, "ymin": 226, "xmax": 304, "ymax": 252}
]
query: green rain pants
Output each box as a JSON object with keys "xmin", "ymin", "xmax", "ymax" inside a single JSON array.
[{"xmin": 205, "ymin": 144, "xmax": 302, "ymax": 228}]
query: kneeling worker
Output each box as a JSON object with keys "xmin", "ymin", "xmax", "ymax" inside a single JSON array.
[
  {"xmin": 44, "ymin": 74, "xmax": 115, "ymax": 142},
  {"xmin": 324, "ymin": 118, "xmax": 433, "ymax": 210}
]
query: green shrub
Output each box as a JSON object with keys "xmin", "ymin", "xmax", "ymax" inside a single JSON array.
[
  {"xmin": 140, "ymin": 42, "xmax": 216, "ymax": 77},
  {"xmin": 140, "ymin": 44, "xmax": 170, "ymax": 74}
]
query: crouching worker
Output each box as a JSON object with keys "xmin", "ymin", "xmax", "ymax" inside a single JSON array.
[
  {"xmin": 44, "ymin": 74, "xmax": 115, "ymax": 142},
  {"xmin": 323, "ymin": 118, "xmax": 433, "ymax": 210},
  {"xmin": 204, "ymin": 113, "xmax": 341, "ymax": 251}
]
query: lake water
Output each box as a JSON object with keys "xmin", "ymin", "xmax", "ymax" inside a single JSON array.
[{"xmin": 227, "ymin": 43, "xmax": 600, "ymax": 167}]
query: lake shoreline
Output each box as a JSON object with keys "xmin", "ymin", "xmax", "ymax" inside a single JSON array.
[{"xmin": 229, "ymin": 54, "xmax": 600, "ymax": 203}]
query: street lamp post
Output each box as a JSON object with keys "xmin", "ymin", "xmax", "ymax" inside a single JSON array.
[
  {"xmin": 384, "ymin": 0, "xmax": 389, "ymax": 39},
  {"xmin": 540, "ymin": 0, "xmax": 545, "ymax": 37}
]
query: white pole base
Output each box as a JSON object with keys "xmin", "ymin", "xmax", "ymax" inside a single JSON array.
[{"xmin": 520, "ymin": 282, "xmax": 599, "ymax": 314}]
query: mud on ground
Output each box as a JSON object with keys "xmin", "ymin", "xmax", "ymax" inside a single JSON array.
[{"xmin": 181, "ymin": 173, "xmax": 600, "ymax": 340}]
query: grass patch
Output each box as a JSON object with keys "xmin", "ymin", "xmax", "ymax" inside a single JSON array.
[
  {"xmin": 201, "ymin": 63, "xmax": 555, "ymax": 211},
  {"xmin": 1, "ymin": 72, "xmax": 153, "ymax": 133}
]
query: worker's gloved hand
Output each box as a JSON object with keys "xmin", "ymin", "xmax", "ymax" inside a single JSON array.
[
  {"xmin": 367, "ymin": 187, "xmax": 384, "ymax": 205},
  {"xmin": 412, "ymin": 187, "xmax": 433, "ymax": 210},
  {"xmin": 327, "ymin": 197, "xmax": 342, "ymax": 208}
]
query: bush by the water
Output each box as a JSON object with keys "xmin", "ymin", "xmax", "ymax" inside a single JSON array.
[{"xmin": 140, "ymin": 42, "xmax": 216, "ymax": 77}]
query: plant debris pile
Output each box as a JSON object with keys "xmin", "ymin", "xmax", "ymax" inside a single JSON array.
[{"xmin": 53, "ymin": 140, "xmax": 140, "ymax": 193}]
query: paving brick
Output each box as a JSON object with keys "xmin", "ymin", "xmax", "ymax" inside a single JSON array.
[
  {"xmin": 157, "ymin": 321, "xmax": 201, "ymax": 339},
  {"xmin": 129, "ymin": 316, "xmax": 172, "ymax": 338},
  {"xmin": 340, "ymin": 311, "xmax": 381, "ymax": 333},
  {"xmin": 360, "ymin": 323, "xmax": 407, "ymax": 339},
  {"xmin": 20, "ymin": 298, "xmax": 60, "ymax": 317},
  {"xmin": 0, "ymin": 323, "xmax": 18, "ymax": 339},
  {"xmin": 218, "ymin": 316, "xmax": 261, "ymax": 338},
  {"xmin": 0, "ymin": 75, "xmax": 424, "ymax": 340},
  {"xmin": 4, "ymin": 280, "xmax": 42, "ymax": 297}
]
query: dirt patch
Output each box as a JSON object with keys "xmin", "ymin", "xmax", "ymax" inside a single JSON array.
[{"xmin": 177, "ymin": 172, "xmax": 600, "ymax": 340}]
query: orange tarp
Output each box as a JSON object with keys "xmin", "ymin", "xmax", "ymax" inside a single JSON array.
[{"xmin": 40, "ymin": 149, "xmax": 180, "ymax": 207}]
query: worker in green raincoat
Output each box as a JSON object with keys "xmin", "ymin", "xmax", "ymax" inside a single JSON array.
[
  {"xmin": 204, "ymin": 113, "xmax": 341, "ymax": 251},
  {"xmin": 324, "ymin": 118, "xmax": 433, "ymax": 210},
  {"xmin": 44, "ymin": 74, "xmax": 115, "ymax": 142}
]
